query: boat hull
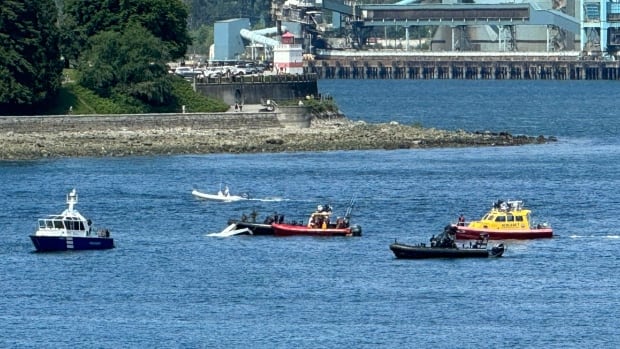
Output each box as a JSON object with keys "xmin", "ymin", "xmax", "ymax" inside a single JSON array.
[
  {"xmin": 455, "ymin": 226, "xmax": 553, "ymax": 240},
  {"xmin": 389, "ymin": 243, "xmax": 504, "ymax": 259},
  {"xmin": 272, "ymin": 223, "xmax": 360, "ymax": 237},
  {"xmin": 30, "ymin": 236, "xmax": 115, "ymax": 252},
  {"xmin": 191, "ymin": 189, "xmax": 246, "ymax": 202}
]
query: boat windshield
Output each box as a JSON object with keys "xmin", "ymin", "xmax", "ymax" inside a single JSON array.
[
  {"xmin": 39, "ymin": 219, "xmax": 65, "ymax": 229},
  {"xmin": 64, "ymin": 218, "xmax": 85, "ymax": 231}
]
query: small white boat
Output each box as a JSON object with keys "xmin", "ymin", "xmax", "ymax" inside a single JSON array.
[
  {"xmin": 191, "ymin": 185, "xmax": 248, "ymax": 202},
  {"xmin": 30, "ymin": 189, "xmax": 114, "ymax": 252}
]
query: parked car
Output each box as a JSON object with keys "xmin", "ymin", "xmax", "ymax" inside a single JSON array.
[
  {"xmin": 204, "ymin": 67, "xmax": 224, "ymax": 78},
  {"xmin": 233, "ymin": 63, "xmax": 259, "ymax": 76},
  {"xmin": 193, "ymin": 68, "xmax": 207, "ymax": 79},
  {"xmin": 174, "ymin": 66, "xmax": 201, "ymax": 79}
]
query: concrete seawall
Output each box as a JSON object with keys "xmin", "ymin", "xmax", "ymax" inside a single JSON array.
[
  {"xmin": 0, "ymin": 107, "xmax": 312, "ymax": 132},
  {"xmin": 276, "ymin": 106, "xmax": 312, "ymax": 128},
  {"xmin": 194, "ymin": 74, "xmax": 319, "ymax": 105}
]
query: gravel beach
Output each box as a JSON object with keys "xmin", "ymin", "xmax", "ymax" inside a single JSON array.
[{"xmin": 0, "ymin": 111, "xmax": 554, "ymax": 160}]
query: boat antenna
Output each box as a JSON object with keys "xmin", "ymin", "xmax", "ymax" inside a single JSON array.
[
  {"xmin": 344, "ymin": 197, "xmax": 356, "ymax": 219},
  {"xmin": 66, "ymin": 189, "xmax": 78, "ymax": 212}
]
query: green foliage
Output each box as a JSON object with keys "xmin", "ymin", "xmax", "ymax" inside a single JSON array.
[
  {"xmin": 53, "ymin": 77, "xmax": 228, "ymax": 115},
  {"xmin": 62, "ymin": 0, "xmax": 191, "ymax": 62},
  {"xmin": 44, "ymin": 83, "xmax": 129, "ymax": 115},
  {"xmin": 0, "ymin": 0, "xmax": 64, "ymax": 115},
  {"xmin": 184, "ymin": 0, "xmax": 273, "ymax": 31},
  {"xmin": 67, "ymin": 84, "xmax": 128, "ymax": 114},
  {"xmin": 125, "ymin": 0, "xmax": 192, "ymax": 59},
  {"xmin": 46, "ymin": 84, "xmax": 80, "ymax": 115},
  {"xmin": 166, "ymin": 76, "xmax": 229, "ymax": 113},
  {"xmin": 303, "ymin": 98, "xmax": 339, "ymax": 115},
  {"xmin": 2, "ymin": 0, "xmax": 274, "ymax": 115},
  {"xmin": 279, "ymin": 98, "xmax": 342, "ymax": 119},
  {"xmin": 60, "ymin": 0, "xmax": 196, "ymax": 112},
  {"xmin": 189, "ymin": 24, "xmax": 214, "ymax": 56},
  {"xmin": 78, "ymin": 25, "xmax": 173, "ymax": 106},
  {"xmin": 59, "ymin": 0, "xmax": 121, "ymax": 67}
]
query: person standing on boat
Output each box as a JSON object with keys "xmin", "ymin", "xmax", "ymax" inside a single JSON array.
[
  {"xmin": 458, "ymin": 214, "xmax": 465, "ymax": 226},
  {"xmin": 500, "ymin": 201, "xmax": 508, "ymax": 211}
]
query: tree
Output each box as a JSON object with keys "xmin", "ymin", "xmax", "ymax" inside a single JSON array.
[
  {"xmin": 122, "ymin": 0, "xmax": 192, "ymax": 59},
  {"xmin": 79, "ymin": 24, "xmax": 173, "ymax": 106},
  {"xmin": 58, "ymin": 0, "xmax": 122, "ymax": 67},
  {"xmin": 0, "ymin": 0, "xmax": 63, "ymax": 114},
  {"xmin": 184, "ymin": 0, "xmax": 273, "ymax": 31},
  {"xmin": 188, "ymin": 24, "xmax": 214, "ymax": 55},
  {"xmin": 62, "ymin": 0, "xmax": 191, "ymax": 63}
]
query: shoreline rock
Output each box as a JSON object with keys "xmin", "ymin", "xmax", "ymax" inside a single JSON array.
[{"xmin": 0, "ymin": 115, "xmax": 556, "ymax": 160}]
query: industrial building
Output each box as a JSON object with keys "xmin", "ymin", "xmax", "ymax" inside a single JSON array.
[
  {"xmin": 213, "ymin": 18, "xmax": 251, "ymax": 61},
  {"xmin": 206, "ymin": 1, "xmax": 620, "ymax": 80},
  {"xmin": 267, "ymin": 0, "xmax": 620, "ymax": 56}
]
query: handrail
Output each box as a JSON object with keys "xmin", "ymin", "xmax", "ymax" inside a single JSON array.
[{"xmin": 196, "ymin": 73, "xmax": 318, "ymax": 85}]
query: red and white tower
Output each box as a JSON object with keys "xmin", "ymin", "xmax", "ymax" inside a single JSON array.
[{"xmin": 273, "ymin": 32, "xmax": 303, "ymax": 74}]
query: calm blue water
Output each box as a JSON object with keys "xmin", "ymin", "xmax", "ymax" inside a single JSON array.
[{"xmin": 1, "ymin": 80, "xmax": 619, "ymax": 348}]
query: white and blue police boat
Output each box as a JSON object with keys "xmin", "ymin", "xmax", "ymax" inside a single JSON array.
[{"xmin": 30, "ymin": 189, "xmax": 114, "ymax": 252}]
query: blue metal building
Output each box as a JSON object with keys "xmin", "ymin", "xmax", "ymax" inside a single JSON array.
[{"xmin": 214, "ymin": 18, "xmax": 250, "ymax": 61}]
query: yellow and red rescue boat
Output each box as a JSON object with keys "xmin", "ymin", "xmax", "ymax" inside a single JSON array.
[{"xmin": 455, "ymin": 200, "xmax": 553, "ymax": 240}]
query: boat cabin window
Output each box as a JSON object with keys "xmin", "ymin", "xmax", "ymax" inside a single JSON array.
[
  {"xmin": 53, "ymin": 220, "xmax": 64, "ymax": 229},
  {"xmin": 506, "ymin": 214, "xmax": 514, "ymax": 222},
  {"xmin": 495, "ymin": 216, "xmax": 506, "ymax": 222},
  {"xmin": 64, "ymin": 219, "xmax": 85, "ymax": 231},
  {"xmin": 516, "ymin": 216, "xmax": 524, "ymax": 222}
]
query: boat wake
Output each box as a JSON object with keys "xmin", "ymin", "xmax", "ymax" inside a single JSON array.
[
  {"xmin": 568, "ymin": 234, "xmax": 620, "ymax": 239},
  {"xmin": 248, "ymin": 197, "xmax": 288, "ymax": 202}
]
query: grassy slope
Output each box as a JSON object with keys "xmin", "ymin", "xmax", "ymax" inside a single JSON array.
[{"xmin": 49, "ymin": 71, "xmax": 228, "ymax": 115}]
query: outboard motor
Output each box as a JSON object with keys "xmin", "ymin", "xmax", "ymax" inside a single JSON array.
[
  {"xmin": 350, "ymin": 224, "xmax": 362, "ymax": 237},
  {"xmin": 491, "ymin": 243, "xmax": 506, "ymax": 257}
]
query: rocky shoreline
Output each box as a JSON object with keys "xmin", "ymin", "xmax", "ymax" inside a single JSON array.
[{"xmin": 0, "ymin": 114, "xmax": 556, "ymax": 160}]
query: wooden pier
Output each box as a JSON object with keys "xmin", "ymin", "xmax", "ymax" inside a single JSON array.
[{"xmin": 305, "ymin": 53, "xmax": 620, "ymax": 80}]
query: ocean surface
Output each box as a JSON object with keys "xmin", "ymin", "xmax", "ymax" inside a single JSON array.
[{"xmin": 1, "ymin": 80, "xmax": 619, "ymax": 348}]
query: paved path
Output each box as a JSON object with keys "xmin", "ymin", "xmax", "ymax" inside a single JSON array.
[{"xmin": 226, "ymin": 104, "xmax": 271, "ymax": 113}]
